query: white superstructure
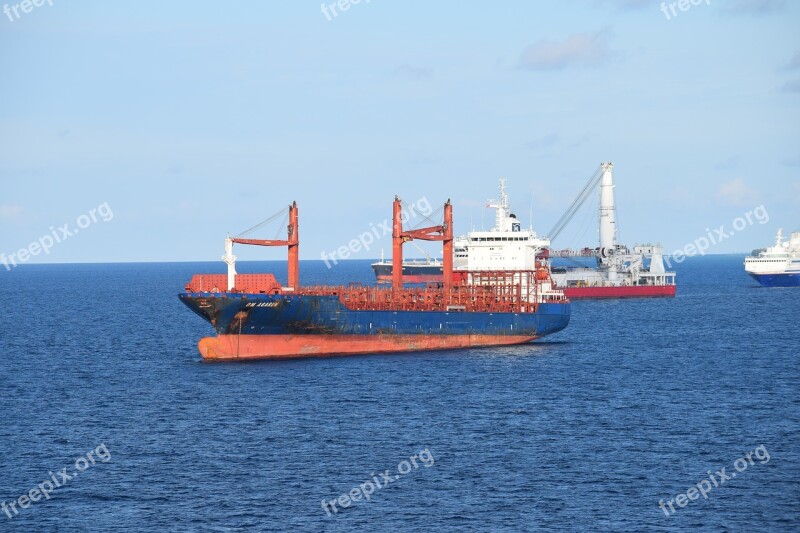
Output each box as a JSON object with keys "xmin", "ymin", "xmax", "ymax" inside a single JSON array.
[
  {"xmin": 454, "ymin": 179, "xmax": 550, "ymax": 271},
  {"xmin": 744, "ymin": 229, "xmax": 800, "ymax": 275}
]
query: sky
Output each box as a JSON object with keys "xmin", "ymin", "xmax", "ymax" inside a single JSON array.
[{"xmin": 1, "ymin": 0, "xmax": 798, "ymax": 266}]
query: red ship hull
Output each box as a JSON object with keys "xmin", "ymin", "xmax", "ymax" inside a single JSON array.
[
  {"xmin": 562, "ymin": 285, "xmax": 676, "ymax": 299},
  {"xmin": 198, "ymin": 333, "xmax": 541, "ymax": 361}
]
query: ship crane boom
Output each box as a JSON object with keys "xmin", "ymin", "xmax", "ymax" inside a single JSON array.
[
  {"xmin": 222, "ymin": 202, "xmax": 299, "ymax": 292},
  {"xmin": 547, "ymin": 166, "xmax": 603, "ymax": 242}
]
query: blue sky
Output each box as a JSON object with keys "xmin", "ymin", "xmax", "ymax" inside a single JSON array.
[{"xmin": 1, "ymin": 0, "xmax": 798, "ymax": 265}]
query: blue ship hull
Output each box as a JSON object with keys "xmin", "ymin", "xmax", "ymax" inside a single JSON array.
[
  {"xmin": 747, "ymin": 272, "xmax": 800, "ymax": 287},
  {"xmin": 180, "ymin": 292, "xmax": 571, "ymax": 337},
  {"xmin": 179, "ymin": 292, "xmax": 571, "ymax": 360}
]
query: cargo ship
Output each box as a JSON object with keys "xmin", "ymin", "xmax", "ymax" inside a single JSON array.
[
  {"xmin": 372, "ymin": 254, "xmax": 443, "ymax": 284},
  {"xmin": 549, "ymin": 163, "xmax": 676, "ymax": 299},
  {"xmin": 372, "ymin": 166, "xmax": 676, "ymax": 299},
  {"xmin": 744, "ymin": 229, "xmax": 800, "ymax": 287},
  {"xmin": 180, "ymin": 197, "xmax": 571, "ymax": 361}
]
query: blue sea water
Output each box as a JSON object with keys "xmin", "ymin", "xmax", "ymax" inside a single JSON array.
[{"xmin": 0, "ymin": 255, "xmax": 798, "ymax": 532}]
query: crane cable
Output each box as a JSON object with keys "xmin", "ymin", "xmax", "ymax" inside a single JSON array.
[
  {"xmin": 547, "ymin": 166, "xmax": 603, "ymax": 242},
  {"xmin": 236, "ymin": 207, "xmax": 289, "ymax": 238}
]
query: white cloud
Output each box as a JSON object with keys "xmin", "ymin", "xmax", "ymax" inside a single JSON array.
[
  {"xmin": 518, "ymin": 31, "xmax": 615, "ymax": 71},
  {"xmin": 717, "ymin": 178, "xmax": 758, "ymax": 206},
  {"xmin": 0, "ymin": 205, "xmax": 23, "ymax": 219}
]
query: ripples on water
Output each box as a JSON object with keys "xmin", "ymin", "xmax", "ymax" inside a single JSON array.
[{"xmin": 0, "ymin": 256, "xmax": 797, "ymax": 531}]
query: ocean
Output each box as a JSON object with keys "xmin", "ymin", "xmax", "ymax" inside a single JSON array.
[{"xmin": 0, "ymin": 256, "xmax": 798, "ymax": 532}]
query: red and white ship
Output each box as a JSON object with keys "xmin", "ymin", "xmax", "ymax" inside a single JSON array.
[
  {"xmin": 548, "ymin": 162, "xmax": 676, "ymax": 299},
  {"xmin": 373, "ymin": 163, "xmax": 676, "ymax": 299}
]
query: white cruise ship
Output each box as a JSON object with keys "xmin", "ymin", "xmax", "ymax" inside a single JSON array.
[{"xmin": 744, "ymin": 229, "xmax": 800, "ymax": 287}]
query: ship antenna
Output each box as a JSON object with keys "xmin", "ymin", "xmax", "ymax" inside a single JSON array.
[{"xmin": 529, "ymin": 189, "xmax": 534, "ymax": 231}]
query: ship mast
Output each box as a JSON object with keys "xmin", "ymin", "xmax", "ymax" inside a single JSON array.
[
  {"xmin": 775, "ymin": 229, "xmax": 784, "ymax": 248},
  {"xmin": 487, "ymin": 178, "xmax": 510, "ymax": 232},
  {"xmin": 223, "ymin": 237, "xmax": 237, "ymax": 291}
]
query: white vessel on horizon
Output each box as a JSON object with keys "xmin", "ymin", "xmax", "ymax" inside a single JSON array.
[{"xmin": 744, "ymin": 229, "xmax": 800, "ymax": 287}]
